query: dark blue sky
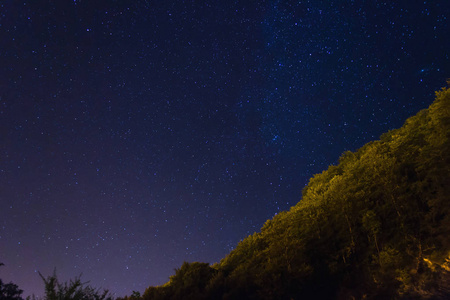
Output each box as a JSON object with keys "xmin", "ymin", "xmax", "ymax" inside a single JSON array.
[{"xmin": 1, "ymin": 0, "xmax": 449, "ymax": 297}]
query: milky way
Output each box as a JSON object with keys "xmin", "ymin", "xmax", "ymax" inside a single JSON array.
[{"xmin": 0, "ymin": 1, "xmax": 449, "ymax": 297}]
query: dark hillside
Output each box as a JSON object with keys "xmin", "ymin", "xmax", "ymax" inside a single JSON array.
[{"xmin": 129, "ymin": 84, "xmax": 450, "ymax": 300}]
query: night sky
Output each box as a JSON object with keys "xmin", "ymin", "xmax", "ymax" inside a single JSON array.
[{"xmin": 1, "ymin": 0, "xmax": 449, "ymax": 297}]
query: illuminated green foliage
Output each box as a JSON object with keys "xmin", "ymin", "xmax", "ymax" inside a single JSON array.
[{"xmin": 136, "ymin": 84, "xmax": 450, "ymax": 299}]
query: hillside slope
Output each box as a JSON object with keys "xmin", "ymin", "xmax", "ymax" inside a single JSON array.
[{"xmin": 134, "ymin": 84, "xmax": 450, "ymax": 300}]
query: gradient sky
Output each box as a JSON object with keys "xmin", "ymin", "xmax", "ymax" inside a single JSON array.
[{"xmin": 1, "ymin": 0, "xmax": 449, "ymax": 297}]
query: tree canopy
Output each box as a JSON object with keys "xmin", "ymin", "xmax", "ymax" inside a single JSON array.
[
  {"xmin": 6, "ymin": 84, "xmax": 450, "ymax": 300},
  {"xmin": 133, "ymin": 83, "xmax": 450, "ymax": 299},
  {"xmin": 0, "ymin": 263, "xmax": 24, "ymax": 300}
]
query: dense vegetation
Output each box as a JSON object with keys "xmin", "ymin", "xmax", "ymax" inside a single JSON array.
[
  {"xmin": 1, "ymin": 84, "xmax": 449, "ymax": 299},
  {"xmin": 126, "ymin": 84, "xmax": 450, "ymax": 299}
]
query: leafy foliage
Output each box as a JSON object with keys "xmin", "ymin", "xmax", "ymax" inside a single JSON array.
[
  {"xmin": 140, "ymin": 262, "xmax": 216, "ymax": 300},
  {"xmin": 0, "ymin": 279, "xmax": 24, "ymax": 300},
  {"xmin": 0, "ymin": 263, "xmax": 24, "ymax": 300},
  {"xmin": 130, "ymin": 84, "xmax": 450, "ymax": 299}
]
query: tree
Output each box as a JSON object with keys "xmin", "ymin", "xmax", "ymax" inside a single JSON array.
[
  {"xmin": 167, "ymin": 262, "xmax": 216, "ymax": 300},
  {"xmin": 0, "ymin": 263, "xmax": 24, "ymax": 300},
  {"xmin": 39, "ymin": 271, "xmax": 113, "ymax": 300},
  {"xmin": 137, "ymin": 83, "xmax": 450, "ymax": 299}
]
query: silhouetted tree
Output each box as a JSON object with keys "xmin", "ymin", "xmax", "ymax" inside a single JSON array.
[
  {"xmin": 0, "ymin": 263, "xmax": 24, "ymax": 300},
  {"xmin": 39, "ymin": 271, "xmax": 113, "ymax": 300}
]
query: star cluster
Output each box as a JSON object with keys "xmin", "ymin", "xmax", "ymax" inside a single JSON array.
[{"xmin": 0, "ymin": 1, "xmax": 449, "ymax": 297}]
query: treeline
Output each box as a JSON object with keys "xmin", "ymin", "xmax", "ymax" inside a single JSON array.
[
  {"xmin": 2, "ymin": 84, "xmax": 449, "ymax": 300},
  {"xmin": 123, "ymin": 83, "xmax": 450, "ymax": 299}
]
